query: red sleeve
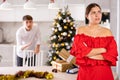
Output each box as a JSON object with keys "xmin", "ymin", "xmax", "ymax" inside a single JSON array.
[
  {"xmin": 102, "ymin": 38, "xmax": 118, "ymax": 66},
  {"xmin": 70, "ymin": 35, "xmax": 92, "ymax": 58}
]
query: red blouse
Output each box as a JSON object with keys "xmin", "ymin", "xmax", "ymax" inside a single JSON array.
[{"xmin": 70, "ymin": 34, "xmax": 118, "ymax": 66}]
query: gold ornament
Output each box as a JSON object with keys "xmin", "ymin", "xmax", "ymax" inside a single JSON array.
[
  {"xmin": 70, "ymin": 22, "xmax": 73, "ymax": 26},
  {"xmin": 67, "ymin": 11, "xmax": 71, "ymax": 15},
  {"xmin": 71, "ymin": 27, "xmax": 73, "ymax": 29},
  {"xmin": 52, "ymin": 43, "xmax": 56, "ymax": 47},
  {"xmin": 53, "ymin": 22, "xmax": 57, "ymax": 26},
  {"xmin": 57, "ymin": 14, "xmax": 61, "ymax": 18},
  {"xmin": 55, "ymin": 44, "xmax": 58, "ymax": 48},
  {"xmin": 64, "ymin": 26, "xmax": 67, "ymax": 29},
  {"xmin": 68, "ymin": 34, "xmax": 71, "ymax": 37},
  {"xmin": 45, "ymin": 73, "xmax": 54, "ymax": 79},
  {"xmin": 56, "ymin": 51, "xmax": 59, "ymax": 54},
  {"xmin": 54, "ymin": 29, "xmax": 58, "ymax": 32},
  {"xmin": 55, "ymin": 47, "xmax": 58, "ymax": 50},
  {"xmin": 58, "ymin": 35, "xmax": 60, "ymax": 38},
  {"xmin": 53, "ymin": 56, "xmax": 56, "ymax": 60},
  {"xmin": 61, "ymin": 43, "xmax": 65, "ymax": 46}
]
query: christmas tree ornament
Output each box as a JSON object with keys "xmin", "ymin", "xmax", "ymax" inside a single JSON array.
[
  {"xmin": 67, "ymin": 11, "xmax": 71, "ymax": 15},
  {"xmin": 73, "ymin": 24, "xmax": 76, "ymax": 27},
  {"xmin": 58, "ymin": 35, "xmax": 60, "ymax": 38},
  {"xmin": 69, "ymin": 30, "xmax": 72, "ymax": 34},
  {"xmin": 57, "ymin": 23, "xmax": 60, "ymax": 27},
  {"xmin": 58, "ymin": 16, "xmax": 62, "ymax": 20},
  {"xmin": 56, "ymin": 51, "xmax": 59, "ymax": 54},
  {"xmin": 68, "ymin": 34, "xmax": 71, "ymax": 37},
  {"xmin": 71, "ymin": 27, "xmax": 73, "ymax": 29},
  {"xmin": 62, "ymin": 32, "xmax": 67, "ymax": 36},
  {"xmin": 53, "ymin": 35, "xmax": 57, "ymax": 39},
  {"xmin": 54, "ymin": 29, "xmax": 58, "ymax": 32},
  {"xmin": 55, "ymin": 44, "xmax": 58, "ymax": 47},
  {"xmin": 65, "ymin": 42, "xmax": 69, "ymax": 46},
  {"xmin": 67, "ymin": 19, "xmax": 71, "ymax": 22},
  {"xmin": 61, "ymin": 33, "xmax": 63, "ymax": 35},
  {"xmin": 66, "ymin": 17, "xmax": 69, "ymax": 20},
  {"xmin": 58, "ymin": 27, "xmax": 62, "ymax": 31},
  {"xmin": 53, "ymin": 22, "xmax": 56, "ymax": 26},
  {"xmin": 61, "ymin": 43, "xmax": 65, "ymax": 46},
  {"xmin": 52, "ymin": 43, "xmax": 56, "ymax": 47},
  {"xmin": 64, "ymin": 26, "xmax": 67, "ymax": 29},
  {"xmin": 63, "ymin": 19, "xmax": 67, "ymax": 23},
  {"xmin": 72, "ymin": 38, "xmax": 74, "ymax": 41},
  {"xmin": 70, "ymin": 22, "xmax": 73, "ymax": 25},
  {"xmin": 53, "ymin": 56, "xmax": 56, "ymax": 60},
  {"xmin": 66, "ymin": 45, "xmax": 71, "ymax": 49},
  {"xmin": 52, "ymin": 28, "xmax": 54, "ymax": 31}
]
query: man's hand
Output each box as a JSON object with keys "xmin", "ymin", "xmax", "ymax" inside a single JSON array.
[{"xmin": 34, "ymin": 45, "xmax": 40, "ymax": 54}]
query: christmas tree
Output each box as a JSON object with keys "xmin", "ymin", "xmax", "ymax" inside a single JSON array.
[{"xmin": 47, "ymin": 6, "xmax": 76, "ymax": 65}]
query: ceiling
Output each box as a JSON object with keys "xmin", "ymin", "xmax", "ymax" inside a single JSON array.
[{"xmin": 0, "ymin": 0, "xmax": 85, "ymax": 5}]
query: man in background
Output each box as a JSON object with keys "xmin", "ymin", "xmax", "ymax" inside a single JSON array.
[{"xmin": 16, "ymin": 15, "xmax": 40, "ymax": 66}]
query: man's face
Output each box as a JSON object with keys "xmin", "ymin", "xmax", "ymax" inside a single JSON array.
[{"xmin": 23, "ymin": 20, "xmax": 33, "ymax": 30}]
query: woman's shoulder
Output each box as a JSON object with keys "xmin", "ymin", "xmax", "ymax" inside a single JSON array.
[
  {"xmin": 76, "ymin": 26, "xmax": 87, "ymax": 34},
  {"xmin": 100, "ymin": 26, "xmax": 113, "ymax": 36}
]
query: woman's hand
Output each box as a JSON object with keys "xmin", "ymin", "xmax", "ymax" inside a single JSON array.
[{"xmin": 88, "ymin": 54, "xmax": 104, "ymax": 60}]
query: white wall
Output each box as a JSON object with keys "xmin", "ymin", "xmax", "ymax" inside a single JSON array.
[{"xmin": 116, "ymin": 0, "xmax": 120, "ymax": 78}]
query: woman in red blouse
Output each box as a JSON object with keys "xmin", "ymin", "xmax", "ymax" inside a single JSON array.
[{"xmin": 70, "ymin": 3, "xmax": 118, "ymax": 80}]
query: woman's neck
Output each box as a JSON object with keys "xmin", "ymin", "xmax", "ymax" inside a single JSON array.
[{"xmin": 88, "ymin": 23, "xmax": 100, "ymax": 28}]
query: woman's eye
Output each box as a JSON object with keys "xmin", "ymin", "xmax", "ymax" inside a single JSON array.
[
  {"xmin": 98, "ymin": 11, "xmax": 102, "ymax": 13},
  {"xmin": 91, "ymin": 12, "xmax": 96, "ymax": 14}
]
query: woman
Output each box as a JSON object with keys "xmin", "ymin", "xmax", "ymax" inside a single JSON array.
[{"xmin": 70, "ymin": 3, "xmax": 118, "ymax": 80}]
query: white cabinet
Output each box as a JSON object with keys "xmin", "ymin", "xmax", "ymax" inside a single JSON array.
[
  {"xmin": 0, "ymin": 45, "xmax": 14, "ymax": 67},
  {"xmin": 0, "ymin": 4, "xmax": 85, "ymax": 22}
]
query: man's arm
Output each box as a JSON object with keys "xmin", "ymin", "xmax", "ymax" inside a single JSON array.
[
  {"xmin": 16, "ymin": 30, "xmax": 32, "ymax": 51},
  {"xmin": 34, "ymin": 26, "xmax": 41, "ymax": 53}
]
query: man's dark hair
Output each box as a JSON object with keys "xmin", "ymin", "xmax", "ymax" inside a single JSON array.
[{"xmin": 23, "ymin": 15, "xmax": 33, "ymax": 21}]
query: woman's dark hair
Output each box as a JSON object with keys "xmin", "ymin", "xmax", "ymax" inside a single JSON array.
[
  {"xmin": 85, "ymin": 3, "xmax": 101, "ymax": 24},
  {"xmin": 23, "ymin": 15, "xmax": 33, "ymax": 21},
  {"xmin": 85, "ymin": 3, "xmax": 101, "ymax": 16}
]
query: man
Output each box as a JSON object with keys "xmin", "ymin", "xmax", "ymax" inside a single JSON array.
[{"xmin": 16, "ymin": 15, "xmax": 40, "ymax": 66}]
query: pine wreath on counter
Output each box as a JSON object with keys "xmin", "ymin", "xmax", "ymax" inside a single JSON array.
[{"xmin": 0, "ymin": 70, "xmax": 54, "ymax": 80}]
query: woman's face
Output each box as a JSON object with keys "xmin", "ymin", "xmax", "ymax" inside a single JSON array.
[{"xmin": 86, "ymin": 6, "xmax": 102, "ymax": 25}]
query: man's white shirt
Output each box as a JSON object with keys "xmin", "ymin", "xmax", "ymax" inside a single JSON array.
[{"xmin": 16, "ymin": 25, "xmax": 41, "ymax": 58}]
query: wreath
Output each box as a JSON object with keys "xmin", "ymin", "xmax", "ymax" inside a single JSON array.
[{"xmin": 0, "ymin": 70, "xmax": 54, "ymax": 80}]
